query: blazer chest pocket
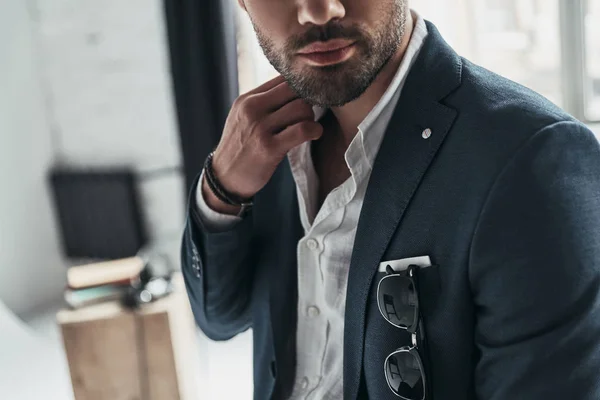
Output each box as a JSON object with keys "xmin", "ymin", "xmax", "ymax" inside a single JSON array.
[
  {"xmin": 416, "ymin": 264, "xmax": 442, "ymax": 318},
  {"xmin": 363, "ymin": 262, "xmax": 442, "ymax": 399}
]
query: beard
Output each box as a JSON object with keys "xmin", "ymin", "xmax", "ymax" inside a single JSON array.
[{"xmin": 251, "ymin": 1, "xmax": 408, "ymax": 107}]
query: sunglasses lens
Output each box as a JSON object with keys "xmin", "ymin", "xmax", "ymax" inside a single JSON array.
[
  {"xmin": 384, "ymin": 350, "xmax": 425, "ymax": 400},
  {"xmin": 377, "ymin": 275, "xmax": 418, "ymax": 329}
]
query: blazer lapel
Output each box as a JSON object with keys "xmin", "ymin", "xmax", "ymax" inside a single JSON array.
[
  {"xmin": 267, "ymin": 159, "xmax": 304, "ymax": 399},
  {"xmin": 343, "ymin": 21, "xmax": 463, "ymax": 399}
]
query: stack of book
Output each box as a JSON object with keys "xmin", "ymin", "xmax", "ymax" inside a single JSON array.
[{"xmin": 64, "ymin": 257, "xmax": 145, "ymax": 309}]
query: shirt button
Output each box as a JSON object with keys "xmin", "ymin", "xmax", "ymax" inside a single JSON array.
[
  {"xmin": 306, "ymin": 238, "xmax": 319, "ymax": 250},
  {"xmin": 300, "ymin": 377, "xmax": 309, "ymax": 390},
  {"xmin": 307, "ymin": 305, "xmax": 320, "ymax": 317}
]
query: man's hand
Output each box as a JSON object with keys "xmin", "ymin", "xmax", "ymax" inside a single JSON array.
[{"xmin": 203, "ymin": 75, "xmax": 323, "ymax": 214}]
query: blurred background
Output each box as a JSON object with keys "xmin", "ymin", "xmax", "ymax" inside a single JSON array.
[{"xmin": 0, "ymin": 0, "xmax": 598, "ymax": 399}]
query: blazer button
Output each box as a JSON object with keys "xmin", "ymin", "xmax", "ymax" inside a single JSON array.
[{"xmin": 270, "ymin": 360, "xmax": 277, "ymax": 378}]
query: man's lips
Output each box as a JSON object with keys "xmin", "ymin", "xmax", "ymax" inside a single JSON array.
[
  {"xmin": 297, "ymin": 39, "xmax": 356, "ymax": 55},
  {"xmin": 296, "ymin": 40, "xmax": 357, "ymax": 66}
]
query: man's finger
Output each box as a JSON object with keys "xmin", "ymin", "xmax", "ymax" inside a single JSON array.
[
  {"xmin": 262, "ymin": 98, "xmax": 315, "ymax": 133},
  {"xmin": 274, "ymin": 121, "xmax": 324, "ymax": 153},
  {"xmin": 255, "ymin": 81, "xmax": 301, "ymax": 112}
]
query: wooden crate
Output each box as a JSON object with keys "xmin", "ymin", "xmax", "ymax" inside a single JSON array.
[{"xmin": 57, "ymin": 274, "xmax": 201, "ymax": 400}]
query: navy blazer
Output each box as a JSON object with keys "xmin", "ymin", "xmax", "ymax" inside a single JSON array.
[{"xmin": 181, "ymin": 21, "xmax": 600, "ymax": 399}]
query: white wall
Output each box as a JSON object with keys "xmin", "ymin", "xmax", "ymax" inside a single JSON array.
[
  {"xmin": 34, "ymin": 0, "xmax": 185, "ymax": 249},
  {"xmin": 35, "ymin": 0, "xmax": 181, "ymax": 171},
  {"xmin": 0, "ymin": 0, "xmax": 185, "ymax": 315},
  {"xmin": 0, "ymin": 0, "xmax": 66, "ymax": 316}
]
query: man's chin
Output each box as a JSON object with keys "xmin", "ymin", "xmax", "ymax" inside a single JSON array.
[
  {"xmin": 282, "ymin": 61, "xmax": 372, "ymax": 107},
  {"xmin": 295, "ymin": 87, "xmax": 366, "ymax": 108}
]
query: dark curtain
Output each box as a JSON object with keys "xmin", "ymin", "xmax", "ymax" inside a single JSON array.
[{"xmin": 164, "ymin": 0, "xmax": 239, "ymax": 193}]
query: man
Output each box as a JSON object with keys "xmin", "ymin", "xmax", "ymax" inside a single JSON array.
[{"xmin": 181, "ymin": 0, "xmax": 600, "ymax": 399}]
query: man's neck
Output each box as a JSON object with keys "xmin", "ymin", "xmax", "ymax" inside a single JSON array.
[{"xmin": 329, "ymin": 11, "xmax": 415, "ymax": 147}]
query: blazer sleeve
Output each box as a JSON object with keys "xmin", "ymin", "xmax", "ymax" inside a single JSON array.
[
  {"xmin": 181, "ymin": 174, "xmax": 256, "ymax": 341},
  {"xmin": 469, "ymin": 121, "xmax": 600, "ymax": 400}
]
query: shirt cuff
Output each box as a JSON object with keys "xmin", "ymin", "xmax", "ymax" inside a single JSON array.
[{"xmin": 195, "ymin": 169, "xmax": 243, "ymax": 232}]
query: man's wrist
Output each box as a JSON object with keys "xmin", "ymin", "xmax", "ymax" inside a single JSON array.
[
  {"xmin": 201, "ymin": 174, "xmax": 242, "ymax": 216},
  {"xmin": 204, "ymin": 152, "xmax": 254, "ymax": 206}
]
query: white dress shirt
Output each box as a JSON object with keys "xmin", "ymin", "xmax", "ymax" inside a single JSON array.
[{"xmin": 196, "ymin": 12, "xmax": 428, "ymax": 399}]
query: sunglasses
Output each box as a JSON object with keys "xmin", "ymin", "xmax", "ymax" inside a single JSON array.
[{"xmin": 376, "ymin": 264, "xmax": 427, "ymax": 399}]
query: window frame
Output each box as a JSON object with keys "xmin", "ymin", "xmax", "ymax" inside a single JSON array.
[{"xmin": 560, "ymin": 0, "xmax": 599, "ymax": 122}]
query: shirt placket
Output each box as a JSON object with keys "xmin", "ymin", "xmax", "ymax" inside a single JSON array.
[
  {"xmin": 282, "ymin": 13, "xmax": 428, "ymax": 398},
  {"xmin": 291, "ymin": 133, "xmax": 370, "ymax": 399}
]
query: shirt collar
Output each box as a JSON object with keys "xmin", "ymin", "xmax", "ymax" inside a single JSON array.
[
  {"xmin": 312, "ymin": 11, "xmax": 428, "ymax": 171},
  {"xmin": 289, "ymin": 10, "xmax": 429, "ymax": 200}
]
